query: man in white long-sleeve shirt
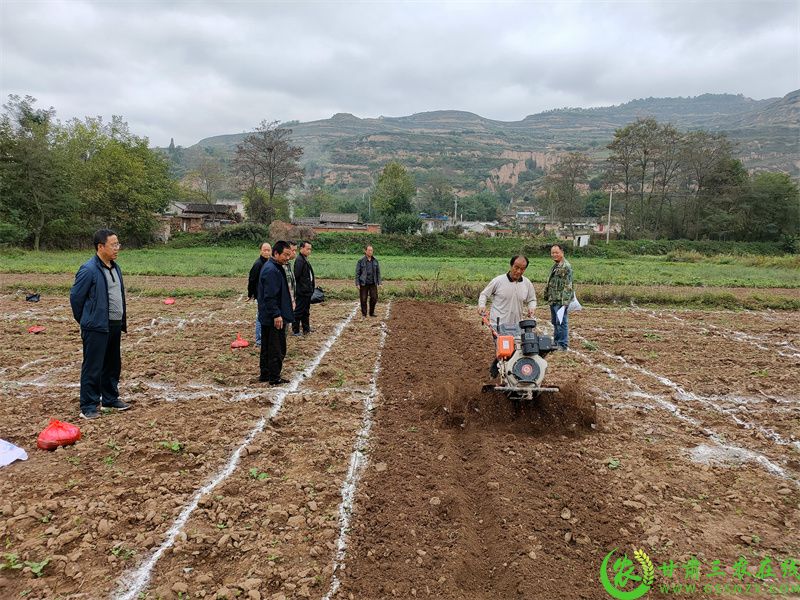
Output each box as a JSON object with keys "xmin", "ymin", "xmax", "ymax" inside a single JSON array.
[
  {"xmin": 478, "ymin": 255, "xmax": 537, "ymax": 378},
  {"xmin": 478, "ymin": 255, "xmax": 537, "ymax": 326}
]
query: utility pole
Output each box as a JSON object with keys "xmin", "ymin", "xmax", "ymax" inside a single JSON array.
[
  {"xmin": 454, "ymin": 197, "xmax": 458, "ymax": 224},
  {"xmin": 606, "ymin": 189, "xmax": 613, "ymax": 244}
]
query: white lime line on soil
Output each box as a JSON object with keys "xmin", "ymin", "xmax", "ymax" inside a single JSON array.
[
  {"xmin": 570, "ymin": 348, "xmax": 796, "ymax": 485},
  {"xmin": 132, "ymin": 315, "xmax": 250, "ymax": 334},
  {"xmin": 324, "ymin": 302, "xmax": 392, "ymax": 600},
  {"xmin": 573, "ymin": 331, "xmax": 800, "ymax": 451},
  {"xmin": 131, "ymin": 297, "xmax": 248, "ymax": 344},
  {"xmin": 0, "ymin": 304, "xmax": 71, "ymax": 321},
  {"xmin": 1, "ymin": 313, "xmax": 70, "ymax": 323},
  {"xmin": 113, "ymin": 306, "xmax": 358, "ymax": 600},
  {"xmin": 632, "ymin": 304, "xmax": 800, "ymax": 359},
  {"xmin": 0, "ymin": 356, "xmax": 57, "ymax": 377}
]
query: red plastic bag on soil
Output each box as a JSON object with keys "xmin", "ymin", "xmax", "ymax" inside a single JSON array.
[
  {"xmin": 37, "ymin": 419, "xmax": 81, "ymax": 451},
  {"xmin": 231, "ymin": 332, "xmax": 249, "ymax": 348},
  {"xmin": 163, "ymin": 297, "xmax": 175, "ymax": 305},
  {"xmin": 27, "ymin": 325, "xmax": 46, "ymax": 334}
]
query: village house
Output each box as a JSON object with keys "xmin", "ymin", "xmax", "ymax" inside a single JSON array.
[
  {"xmin": 293, "ymin": 212, "xmax": 381, "ymax": 234},
  {"xmin": 168, "ymin": 203, "xmax": 242, "ymax": 233}
]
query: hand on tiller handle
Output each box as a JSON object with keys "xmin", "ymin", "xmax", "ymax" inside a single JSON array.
[{"xmin": 480, "ymin": 313, "xmax": 498, "ymax": 339}]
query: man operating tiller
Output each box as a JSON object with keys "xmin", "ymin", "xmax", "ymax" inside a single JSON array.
[
  {"xmin": 478, "ymin": 255, "xmax": 559, "ymax": 401},
  {"xmin": 478, "ymin": 255, "xmax": 537, "ymax": 378}
]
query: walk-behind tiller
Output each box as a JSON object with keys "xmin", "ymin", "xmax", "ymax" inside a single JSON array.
[{"xmin": 481, "ymin": 316, "xmax": 560, "ymax": 401}]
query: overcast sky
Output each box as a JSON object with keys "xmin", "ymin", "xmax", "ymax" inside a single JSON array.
[{"xmin": 1, "ymin": 0, "xmax": 797, "ymax": 147}]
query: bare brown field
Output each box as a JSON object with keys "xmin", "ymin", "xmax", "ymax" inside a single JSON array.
[{"xmin": 1, "ymin": 282, "xmax": 798, "ymax": 600}]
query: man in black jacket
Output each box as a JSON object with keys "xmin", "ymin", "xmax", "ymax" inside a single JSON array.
[
  {"xmin": 355, "ymin": 244, "xmax": 381, "ymax": 318},
  {"xmin": 292, "ymin": 240, "xmax": 315, "ymax": 335},
  {"xmin": 247, "ymin": 242, "xmax": 271, "ymax": 346}
]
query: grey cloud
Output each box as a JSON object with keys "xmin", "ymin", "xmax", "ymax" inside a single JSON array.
[{"xmin": 1, "ymin": 0, "xmax": 797, "ymax": 146}]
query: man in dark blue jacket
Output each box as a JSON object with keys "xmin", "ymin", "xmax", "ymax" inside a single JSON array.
[
  {"xmin": 258, "ymin": 240, "xmax": 295, "ymax": 385},
  {"xmin": 69, "ymin": 229, "xmax": 130, "ymax": 419}
]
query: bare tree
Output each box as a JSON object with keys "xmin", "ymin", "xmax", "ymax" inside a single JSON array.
[
  {"xmin": 192, "ymin": 154, "xmax": 225, "ymax": 204},
  {"xmin": 606, "ymin": 124, "xmax": 637, "ymax": 237},
  {"xmin": 652, "ymin": 124, "xmax": 683, "ymax": 236},
  {"xmin": 545, "ymin": 152, "xmax": 590, "ymax": 233},
  {"xmin": 233, "ymin": 120, "xmax": 304, "ymax": 201},
  {"xmin": 606, "ymin": 119, "xmax": 736, "ymax": 239},
  {"xmin": 681, "ymin": 131, "xmax": 734, "ymax": 239}
]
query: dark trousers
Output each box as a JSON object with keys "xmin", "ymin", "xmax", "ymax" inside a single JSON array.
[
  {"xmin": 260, "ymin": 322, "xmax": 287, "ymax": 382},
  {"xmin": 80, "ymin": 321, "xmax": 122, "ymax": 412},
  {"xmin": 359, "ymin": 284, "xmax": 378, "ymax": 316},
  {"xmin": 292, "ymin": 294, "xmax": 311, "ymax": 334}
]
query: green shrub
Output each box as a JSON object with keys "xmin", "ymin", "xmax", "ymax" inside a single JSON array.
[
  {"xmin": 159, "ymin": 230, "xmax": 787, "ymax": 258},
  {"xmin": 166, "ymin": 231, "xmax": 213, "ymax": 248},
  {"xmin": 213, "ymin": 223, "xmax": 270, "ymax": 244},
  {"xmin": 0, "ymin": 222, "xmax": 28, "ymax": 246},
  {"xmin": 780, "ymin": 234, "xmax": 798, "ymax": 254},
  {"xmin": 665, "ymin": 250, "xmax": 705, "ymax": 263}
]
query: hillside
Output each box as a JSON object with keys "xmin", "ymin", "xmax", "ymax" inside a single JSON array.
[{"xmin": 165, "ymin": 91, "xmax": 799, "ymax": 195}]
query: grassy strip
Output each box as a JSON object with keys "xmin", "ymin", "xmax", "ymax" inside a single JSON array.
[
  {"xmin": 4, "ymin": 280, "xmax": 797, "ymax": 310},
  {"xmin": 163, "ymin": 229, "xmax": 788, "ymax": 258},
  {"xmin": 1, "ymin": 249, "xmax": 798, "ymax": 288},
  {"xmin": 371, "ymin": 284, "xmax": 800, "ymax": 311}
]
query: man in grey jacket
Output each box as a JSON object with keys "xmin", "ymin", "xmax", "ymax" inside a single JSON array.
[
  {"xmin": 69, "ymin": 229, "xmax": 131, "ymax": 419},
  {"xmin": 355, "ymin": 244, "xmax": 381, "ymax": 318}
]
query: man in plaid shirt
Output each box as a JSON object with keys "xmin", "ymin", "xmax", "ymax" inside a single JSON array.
[{"xmin": 543, "ymin": 244, "xmax": 573, "ymax": 350}]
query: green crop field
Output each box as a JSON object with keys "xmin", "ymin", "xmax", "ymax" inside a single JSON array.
[{"xmin": 1, "ymin": 247, "xmax": 798, "ymax": 289}]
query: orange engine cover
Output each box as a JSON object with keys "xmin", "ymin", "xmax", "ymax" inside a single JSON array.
[{"xmin": 496, "ymin": 335, "xmax": 515, "ymax": 359}]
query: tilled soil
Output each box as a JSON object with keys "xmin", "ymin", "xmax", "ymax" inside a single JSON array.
[
  {"xmin": 336, "ymin": 301, "xmax": 623, "ymax": 600},
  {"xmin": 0, "ymin": 287, "xmax": 798, "ymax": 600}
]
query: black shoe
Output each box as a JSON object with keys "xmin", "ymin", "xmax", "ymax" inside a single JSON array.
[
  {"xmin": 80, "ymin": 407, "xmax": 101, "ymax": 420},
  {"xmin": 489, "ymin": 362, "xmax": 500, "ymax": 378},
  {"xmin": 102, "ymin": 398, "xmax": 131, "ymax": 411},
  {"xmin": 269, "ymin": 378, "xmax": 291, "ymax": 386},
  {"xmin": 292, "ymin": 332, "xmax": 302, "ymax": 337}
]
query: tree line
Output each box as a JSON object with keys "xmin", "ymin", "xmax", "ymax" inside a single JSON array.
[
  {"xmin": 0, "ymin": 95, "xmax": 175, "ymax": 250},
  {"xmin": 543, "ymin": 118, "xmax": 799, "ymax": 242},
  {"xmin": 2, "ymin": 95, "xmax": 796, "ymax": 249},
  {"xmin": 167, "ymin": 115, "xmax": 800, "ymax": 241}
]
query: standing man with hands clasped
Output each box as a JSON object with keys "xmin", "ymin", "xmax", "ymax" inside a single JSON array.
[
  {"xmin": 258, "ymin": 241, "xmax": 294, "ymax": 385},
  {"xmin": 355, "ymin": 244, "xmax": 381, "ymax": 319},
  {"xmin": 70, "ymin": 229, "xmax": 131, "ymax": 419}
]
